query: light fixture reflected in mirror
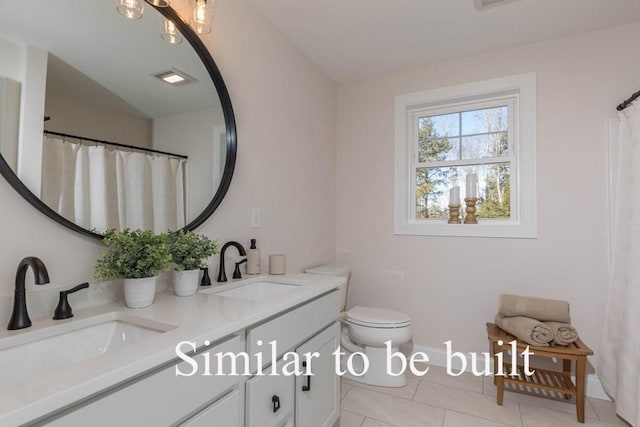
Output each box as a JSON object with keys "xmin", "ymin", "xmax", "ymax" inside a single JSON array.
[
  {"xmin": 146, "ymin": 0, "xmax": 171, "ymax": 7},
  {"xmin": 161, "ymin": 19, "xmax": 183, "ymax": 44},
  {"xmin": 190, "ymin": 0, "xmax": 213, "ymax": 34},
  {"xmin": 116, "ymin": 0, "xmax": 144, "ymax": 19}
]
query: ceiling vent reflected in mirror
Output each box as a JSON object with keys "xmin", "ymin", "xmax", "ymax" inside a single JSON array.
[{"xmin": 154, "ymin": 69, "xmax": 197, "ymax": 86}]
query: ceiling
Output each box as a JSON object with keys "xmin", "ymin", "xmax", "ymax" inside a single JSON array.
[
  {"xmin": 246, "ymin": 0, "xmax": 640, "ymax": 82},
  {"xmin": 0, "ymin": 0, "xmax": 218, "ymax": 119}
]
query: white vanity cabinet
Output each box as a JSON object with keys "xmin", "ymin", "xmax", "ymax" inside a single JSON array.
[
  {"xmin": 246, "ymin": 359, "xmax": 295, "ymax": 427},
  {"xmin": 31, "ymin": 289, "xmax": 341, "ymax": 427},
  {"xmin": 181, "ymin": 390, "xmax": 241, "ymax": 427},
  {"xmin": 243, "ymin": 323, "xmax": 340, "ymax": 427},
  {"xmin": 40, "ymin": 335, "xmax": 243, "ymax": 427},
  {"xmin": 247, "ymin": 290, "xmax": 341, "ymax": 373},
  {"xmin": 245, "ymin": 291, "xmax": 341, "ymax": 427}
]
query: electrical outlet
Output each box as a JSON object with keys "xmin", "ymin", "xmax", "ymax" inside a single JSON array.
[{"xmin": 251, "ymin": 208, "xmax": 261, "ymax": 228}]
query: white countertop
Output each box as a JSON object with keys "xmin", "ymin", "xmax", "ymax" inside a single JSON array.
[{"xmin": 0, "ymin": 273, "xmax": 343, "ymax": 426}]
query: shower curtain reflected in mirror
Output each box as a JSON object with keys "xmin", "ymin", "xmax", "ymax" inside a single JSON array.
[{"xmin": 40, "ymin": 136, "xmax": 188, "ymax": 234}]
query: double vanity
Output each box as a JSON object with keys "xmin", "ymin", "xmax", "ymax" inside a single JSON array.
[{"xmin": 0, "ymin": 274, "xmax": 344, "ymax": 426}]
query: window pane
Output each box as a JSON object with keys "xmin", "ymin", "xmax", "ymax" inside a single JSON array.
[
  {"xmin": 415, "ymin": 166, "xmax": 455, "ymax": 219},
  {"xmin": 418, "ymin": 137, "xmax": 460, "ymax": 163},
  {"xmin": 461, "ymin": 132, "xmax": 509, "ymax": 160},
  {"xmin": 421, "ymin": 113, "xmax": 459, "ymax": 137},
  {"xmin": 417, "ymin": 116, "xmax": 459, "ymax": 162},
  {"xmin": 476, "ymin": 163, "xmax": 511, "ymax": 219},
  {"xmin": 461, "ymin": 106, "xmax": 508, "ymax": 135},
  {"xmin": 415, "ymin": 163, "xmax": 511, "ymax": 220}
]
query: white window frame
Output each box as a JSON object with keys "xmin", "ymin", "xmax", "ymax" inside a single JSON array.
[{"xmin": 394, "ymin": 73, "xmax": 537, "ymax": 238}]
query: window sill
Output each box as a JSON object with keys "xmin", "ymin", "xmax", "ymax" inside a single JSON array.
[{"xmin": 394, "ymin": 220, "xmax": 537, "ymax": 238}]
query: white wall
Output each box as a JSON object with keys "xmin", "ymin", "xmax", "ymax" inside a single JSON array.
[
  {"xmin": 0, "ymin": 37, "xmax": 21, "ymax": 81},
  {"xmin": 0, "ymin": 39, "xmax": 48, "ymax": 195},
  {"xmin": 153, "ymin": 105, "xmax": 225, "ymax": 220},
  {"xmin": 0, "ymin": 77, "xmax": 21, "ymax": 170},
  {"xmin": 0, "ymin": 38, "xmax": 23, "ymax": 170},
  {"xmin": 336, "ymin": 22, "xmax": 640, "ymax": 367},
  {"xmin": 44, "ymin": 90, "xmax": 152, "ymax": 150},
  {"xmin": 16, "ymin": 45, "xmax": 47, "ymax": 196},
  {"xmin": 0, "ymin": 0, "xmax": 337, "ymax": 326}
]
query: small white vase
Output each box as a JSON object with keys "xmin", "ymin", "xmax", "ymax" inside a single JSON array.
[
  {"xmin": 123, "ymin": 276, "xmax": 157, "ymax": 308},
  {"xmin": 173, "ymin": 269, "xmax": 200, "ymax": 297}
]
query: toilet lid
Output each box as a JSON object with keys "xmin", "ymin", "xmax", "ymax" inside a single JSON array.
[{"xmin": 345, "ymin": 306, "xmax": 411, "ymax": 327}]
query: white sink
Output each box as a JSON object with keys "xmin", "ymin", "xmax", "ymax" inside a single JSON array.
[
  {"xmin": 208, "ymin": 281, "xmax": 302, "ymax": 301},
  {"xmin": 0, "ymin": 313, "xmax": 176, "ymax": 387}
]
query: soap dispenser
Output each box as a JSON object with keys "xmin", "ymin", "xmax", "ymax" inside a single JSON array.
[{"xmin": 246, "ymin": 239, "xmax": 261, "ymax": 275}]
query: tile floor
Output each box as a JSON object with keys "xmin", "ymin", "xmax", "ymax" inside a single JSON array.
[{"xmin": 338, "ymin": 366, "xmax": 630, "ymax": 427}]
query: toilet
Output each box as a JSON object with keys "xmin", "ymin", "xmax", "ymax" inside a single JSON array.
[{"xmin": 305, "ymin": 264, "xmax": 412, "ymax": 388}]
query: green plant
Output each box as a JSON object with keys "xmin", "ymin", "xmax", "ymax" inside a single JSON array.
[
  {"xmin": 95, "ymin": 229, "xmax": 171, "ymax": 279},
  {"xmin": 167, "ymin": 230, "xmax": 219, "ymax": 271}
]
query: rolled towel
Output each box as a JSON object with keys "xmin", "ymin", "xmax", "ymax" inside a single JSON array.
[
  {"xmin": 495, "ymin": 315, "xmax": 553, "ymax": 346},
  {"xmin": 545, "ymin": 321, "xmax": 578, "ymax": 345},
  {"xmin": 498, "ymin": 294, "xmax": 571, "ymax": 323}
]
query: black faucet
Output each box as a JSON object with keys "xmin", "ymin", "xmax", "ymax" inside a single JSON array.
[
  {"xmin": 217, "ymin": 241, "xmax": 247, "ymax": 282},
  {"xmin": 8, "ymin": 257, "xmax": 50, "ymax": 330}
]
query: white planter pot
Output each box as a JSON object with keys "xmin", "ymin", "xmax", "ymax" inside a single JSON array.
[
  {"xmin": 173, "ymin": 269, "xmax": 200, "ymax": 297},
  {"xmin": 123, "ymin": 276, "xmax": 157, "ymax": 308}
]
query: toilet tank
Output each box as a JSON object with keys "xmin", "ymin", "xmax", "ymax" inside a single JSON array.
[{"xmin": 304, "ymin": 264, "xmax": 350, "ymax": 311}]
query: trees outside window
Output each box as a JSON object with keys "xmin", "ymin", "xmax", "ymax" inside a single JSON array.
[{"xmin": 413, "ymin": 102, "xmax": 513, "ymax": 220}]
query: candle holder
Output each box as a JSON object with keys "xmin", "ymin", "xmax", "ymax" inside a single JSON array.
[
  {"xmin": 448, "ymin": 205, "xmax": 461, "ymax": 224},
  {"xmin": 464, "ymin": 198, "xmax": 478, "ymax": 224}
]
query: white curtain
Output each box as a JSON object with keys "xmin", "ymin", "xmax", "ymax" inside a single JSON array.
[
  {"xmin": 41, "ymin": 136, "xmax": 188, "ymax": 234},
  {"xmin": 599, "ymin": 102, "xmax": 640, "ymax": 427}
]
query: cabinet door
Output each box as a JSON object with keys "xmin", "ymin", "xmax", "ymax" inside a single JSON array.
[
  {"xmin": 246, "ymin": 359, "xmax": 295, "ymax": 427},
  {"xmin": 295, "ymin": 322, "xmax": 340, "ymax": 427},
  {"xmin": 181, "ymin": 390, "xmax": 240, "ymax": 427}
]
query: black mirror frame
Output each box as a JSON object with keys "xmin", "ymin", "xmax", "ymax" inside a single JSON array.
[{"xmin": 0, "ymin": 4, "xmax": 237, "ymax": 240}]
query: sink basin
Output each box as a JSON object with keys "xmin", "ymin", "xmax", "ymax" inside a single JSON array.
[
  {"xmin": 0, "ymin": 313, "xmax": 175, "ymax": 387},
  {"xmin": 210, "ymin": 281, "xmax": 301, "ymax": 301}
]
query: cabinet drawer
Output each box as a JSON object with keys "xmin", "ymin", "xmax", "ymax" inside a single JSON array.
[
  {"xmin": 246, "ymin": 360, "xmax": 294, "ymax": 427},
  {"xmin": 181, "ymin": 390, "xmax": 240, "ymax": 427},
  {"xmin": 247, "ymin": 291, "xmax": 340, "ymax": 372},
  {"xmin": 43, "ymin": 335, "xmax": 242, "ymax": 427}
]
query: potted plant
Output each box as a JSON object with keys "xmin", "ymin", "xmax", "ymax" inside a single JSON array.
[
  {"xmin": 95, "ymin": 229, "xmax": 171, "ymax": 308},
  {"xmin": 167, "ymin": 230, "xmax": 219, "ymax": 296}
]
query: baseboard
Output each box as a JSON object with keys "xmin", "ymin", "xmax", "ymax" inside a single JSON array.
[{"xmin": 407, "ymin": 343, "xmax": 610, "ymax": 401}]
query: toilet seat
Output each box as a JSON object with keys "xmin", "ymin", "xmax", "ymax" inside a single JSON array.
[{"xmin": 345, "ymin": 306, "xmax": 411, "ymax": 328}]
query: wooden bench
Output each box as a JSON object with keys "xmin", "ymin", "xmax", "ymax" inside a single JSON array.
[{"xmin": 486, "ymin": 322, "xmax": 593, "ymax": 423}]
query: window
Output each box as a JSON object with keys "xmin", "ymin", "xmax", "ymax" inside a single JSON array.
[{"xmin": 394, "ymin": 73, "xmax": 537, "ymax": 238}]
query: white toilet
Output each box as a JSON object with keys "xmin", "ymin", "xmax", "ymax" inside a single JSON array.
[{"xmin": 305, "ymin": 264, "xmax": 412, "ymax": 388}]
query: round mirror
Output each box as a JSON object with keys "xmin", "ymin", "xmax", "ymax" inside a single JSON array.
[{"xmin": 0, "ymin": 0, "xmax": 236, "ymax": 239}]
